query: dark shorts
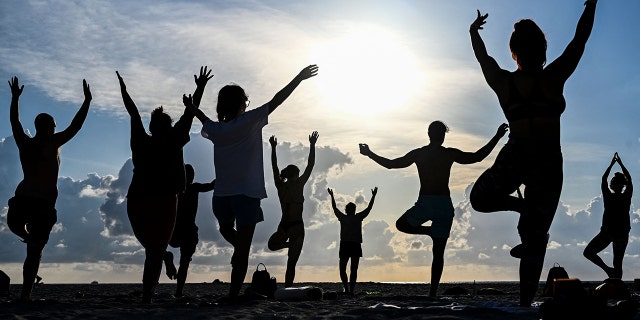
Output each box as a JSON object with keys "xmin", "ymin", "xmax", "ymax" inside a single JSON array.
[
  {"xmin": 339, "ymin": 241, "xmax": 362, "ymax": 259},
  {"xmin": 7, "ymin": 196, "xmax": 57, "ymax": 245},
  {"xmin": 212, "ymin": 195, "xmax": 264, "ymax": 228},
  {"xmin": 169, "ymin": 225, "xmax": 199, "ymax": 252}
]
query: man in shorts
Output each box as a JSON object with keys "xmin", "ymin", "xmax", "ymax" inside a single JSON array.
[
  {"xmin": 328, "ymin": 187, "xmax": 377, "ymax": 295},
  {"xmin": 7, "ymin": 76, "xmax": 92, "ymax": 301},
  {"xmin": 359, "ymin": 121, "xmax": 507, "ymax": 296}
]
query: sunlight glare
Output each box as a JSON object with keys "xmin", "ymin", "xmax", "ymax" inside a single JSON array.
[{"xmin": 310, "ymin": 27, "xmax": 425, "ymax": 117}]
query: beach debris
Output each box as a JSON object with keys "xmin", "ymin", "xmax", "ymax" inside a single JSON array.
[
  {"xmin": 212, "ymin": 279, "xmax": 223, "ymax": 284},
  {"xmin": 90, "ymin": 281, "xmax": 99, "ymax": 285}
]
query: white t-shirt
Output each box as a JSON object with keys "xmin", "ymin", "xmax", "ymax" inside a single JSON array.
[{"xmin": 201, "ymin": 103, "xmax": 269, "ymax": 199}]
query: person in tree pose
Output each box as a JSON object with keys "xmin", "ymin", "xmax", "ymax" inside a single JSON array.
[
  {"xmin": 267, "ymin": 131, "xmax": 318, "ymax": 287},
  {"xmin": 117, "ymin": 66, "xmax": 211, "ymax": 303},
  {"xmin": 7, "ymin": 76, "xmax": 91, "ymax": 301},
  {"xmin": 584, "ymin": 152, "xmax": 632, "ymax": 279},
  {"xmin": 360, "ymin": 121, "xmax": 507, "ymax": 296},
  {"xmin": 164, "ymin": 164, "xmax": 215, "ymax": 297},
  {"xmin": 468, "ymin": 0, "xmax": 598, "ymax": 306},
  {"xmin": 182, "ymin": 64, "xmax": 318, "ymax": 299}
]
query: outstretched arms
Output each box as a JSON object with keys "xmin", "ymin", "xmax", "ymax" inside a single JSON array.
[
  {"xmin": 269, "ymin": 135, "xmax": 282, "ymax": 185},
  {"xmin": 359, "ymin": 143, "xmax": 415, "ymax": 169},
  {"xmin": 454, "ymin": 123, "xmax": 508, "ymax": 164},
  {"xmin": 469, "ymin": 10, "xmax": 507, "ymax": 90},
  {"xmin": 54, "ymin": 79, "xmax": 92, "ymax": 146},
  {"xmin": 299, "ymin": 131, "xmax": 318, "ymax": 183},
  {"xmin": 546, "ymin": 0, "xmax": 597, "ymax": 81},
  {"xmin": 268, "ymin": 65, "xmax": 318, "ymax": 114},
  {"xmin": 357, "ymin": 187, "xmax": 378, "ymax": 220},
  {"xmin": 8, "ymin": 77, "xmax": 28, "ymax": 145}
]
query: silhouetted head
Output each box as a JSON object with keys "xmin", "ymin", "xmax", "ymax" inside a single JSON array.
[
  {"xmin": 428, "ymin": 121, "xmax": 448, "ymax": 146},
  {"xmin": 34, "ymin": 113, "xmax": 56, "ymax": 136},
  {"xmin": 510, "ymin": 19, "xmax": 547, "ymax": 71},
  {"xmin": 280, "ymin": 164, "xmax": 300, "ymax": 182},
  {"xmin": 217, "ymin": 84, "xmax": 249, "ymax": 122},
  {"xmin": 149, "ymin": 106, "xmax": 173, "ymax": 137},
  {"xmin": 610, "ymin": 172, "xmax": 628, "ymax": 193},
  {"xmin": 185, "ymin": 164, "xmax": 195, "ymax": 184},
  {"xmin": 345, "ymin": 202, "xmax": 356, "ymax": 215}
]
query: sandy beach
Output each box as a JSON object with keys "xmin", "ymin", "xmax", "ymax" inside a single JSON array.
[{"xmin": 1, "ymin": 281, "xmax": 638, "ymax": 319}]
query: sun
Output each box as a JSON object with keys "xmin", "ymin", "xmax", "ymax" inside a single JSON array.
[{"xmin": 310, "ymin": 26, "xmax": 425, "ymax": 117}]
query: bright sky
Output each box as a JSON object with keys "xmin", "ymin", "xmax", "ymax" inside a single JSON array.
[{"xmin": 1, "ymin": 0, "xmax": 639, "ymax": 286}]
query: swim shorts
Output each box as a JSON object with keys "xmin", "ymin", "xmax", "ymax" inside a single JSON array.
[{"xmin": 403, "ymin": 195, "xmax": 454, "ymax": 238}]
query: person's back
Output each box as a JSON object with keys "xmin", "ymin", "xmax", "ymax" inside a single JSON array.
[
  {"xmin": 15, "ymin": 134, "xmax": 62, "ymax": 202},
  {"xmin": 413, "ymin": 145, "xmax": 459, "ymax": 196}
]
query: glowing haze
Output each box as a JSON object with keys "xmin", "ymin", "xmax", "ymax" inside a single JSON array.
[{"xmin": 1, "ymin": 0, "xmax": 639, "ymax": 285}]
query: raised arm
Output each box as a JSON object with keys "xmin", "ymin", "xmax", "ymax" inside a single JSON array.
[
  {"xmin": 328, "ymin": 188, "xmax": 342, "ymax": 218},
  {"xmin": 174, "ymin": 66, "xmax": 213, "ymax": 132},
  {"xmin": 299, "ymin": 131, "xmax": 318, "ymax": 183},
  {"xmin": 470, "ymin": 10, "xmax": 509, "ymax": 90},
  {"xmin": 8, "ymin": 77, "xmax": 28, "ymax": 145},
  {"xmin": 269, "ymin": 135, "xmax": 282, "ymax": 186},
  {"xmin": 359, "ymin": 143, "xmax": 415, "ymax": 169},
  {"xmin": 454, "ymin": 123, "xmax": 508, "ymax": 164},
  {"xmin": 357, "ymin": 187, "xmax": 378, "ymax": 220},
  {"xmin": 616, "ymin": 153, "xmax": 633, "ymax": 195},
  {"xmin": 602, "ymin": 153, "xmax": 616, "ymax": 193},
  {"xmin": 54, "ymin": 79, "xmax": 92, "ymax": 146},
  {"xmin": 268, "ymin": 64, "xmax": 318, "ymax": 114},
  {"xmin": 116, "ymin": 71, "xmax": 146, "ymax": 136},
  {"xmin": 182, "ymin": 94, "xmax": 211, "ymax": 124},
  {"xmin": 545, "ymin": 0, "xmax": 597, "ymax": 81}
]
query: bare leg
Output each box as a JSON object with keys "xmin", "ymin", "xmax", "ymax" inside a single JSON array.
[
  {"xmin": 429, "ymin": 238, "xmax": 447, "ymax": 297},
  {"xmin": 339, "ymin": 258, "xmax": 349, "ymax": 293},
  {"xmin": 583, "ymin": 232, "xmax": 615, "ymax": 278},
  {"xmin": 142, "ymin": 248, "xmax": 165, "ymax": 303},
  {"xmin": 229, "ymin": 226, "xmax": 255, "ymax": 297},
  {"xmin": 219, "ymin": 225, "xmax": 237, "ymax": 247},
  {"xmin": 396, "ymin": 215, "xmax": 432, "ymax": 235},
  {"xmin": 611, "ymin": 237, "xmax": 628, "ymax": 279},
  {"xmin": 175, "ymin": 247, "xmax": 195, "ymax": 297},
  {"xmin": 21, "ymin": 241, "xmax": 45, "ymax": 301},
  {"xmin": 349, "ymin": 257, "xmax": 360, "ymax": 294},
  {"xmin": 267, "ymin": 229, "xmax": 288, "ymax": 251}
]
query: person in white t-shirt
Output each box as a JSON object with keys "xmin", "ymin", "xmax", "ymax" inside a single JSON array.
[{"xmin": 182, "ymin": 64, "xmax": 318, "ymax": 299}]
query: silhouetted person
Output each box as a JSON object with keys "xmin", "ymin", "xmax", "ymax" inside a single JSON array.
[
  {"xmin": 584, "ymin": 152, "xmax": 632, "ymax": 279},
  {"xmin": 117, "ymin": 66, "xmax": 211, "ymax": 303},
  {"xmin": 163, "ymin": 164, "xmax": 215, "ymax": 297},
  {"xmin": 267, "ymin": 131, "xmax": 318, "ymax": 287},
  {"xmin": 360, "ymin": 121, "xmax": 507, "ymax": 297},
  {"xmin": 7, "ymin": 76, "xmax": 91, "ymax": 301},
  {"xmin": 468, "ymin": 1, "xmax": 597, "ymax": 306},
  {"xmin": 328, "ymin": 187, "xmax": 377, "ymax": 295},
  {"xmin": 182, "ymin": 64, "xmax": 318, "ymax": 299}
]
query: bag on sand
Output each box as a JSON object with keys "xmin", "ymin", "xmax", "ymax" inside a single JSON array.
[
  {"xmin": 543, "ymin": 262, "xmax": 569, "ymax": 297},
  {"xmin": 249, "ymin": 263, "xmax": 277, "ymax": 298}
]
